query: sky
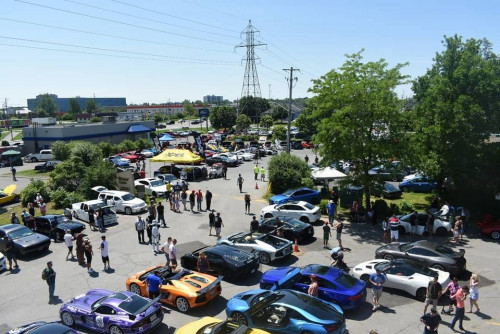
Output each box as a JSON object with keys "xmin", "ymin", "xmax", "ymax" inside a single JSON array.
[{"xmin": 1, "ymin": 0, "xmax": 499, "ymax": 107}]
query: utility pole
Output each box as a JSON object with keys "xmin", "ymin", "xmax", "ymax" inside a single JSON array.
[{"xmin": 283, "ymin": 67, "xmax": 299, "ymax": 154}]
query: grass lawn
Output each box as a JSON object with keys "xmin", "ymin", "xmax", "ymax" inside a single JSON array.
[
  {"xmin": 0, "ymin": 202, "xmax": 63, "ymax": 226},
  {"xmin": 13, "ymin": 132, "xmax": 23, "ymax": 140},
  {"xmin": 14, "ymin": 169, "xmax": 50, "ymax": 178}
]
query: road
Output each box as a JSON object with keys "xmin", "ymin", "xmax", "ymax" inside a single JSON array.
[{"xmin": 0, "ymin": 147, "xmax": 499, "ymax": 334}]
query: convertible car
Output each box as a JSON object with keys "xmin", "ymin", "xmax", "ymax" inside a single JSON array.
[
  {"xmin": 257, "ymin": 217, "xmax": 314, "ymax": 243},
  {"xmin": 259, "ymin": 265, "xmax": 366, "ymax": 310},
  {"xmin": 60, "ymin": 289, "xmax": 163, "ymax": 334},
  {"xmin": 176, "ymin": 317, "xmax": 270, "ymax": 334},
  {"xmin": 353, "ymin": 259, "xmax": 450, "ymax": 301},
  {"xmin": 0, "ymin": 185, "xmax": 21, "ymax": 205},
  {"xmin": 217, "ymin": 232, "xmax": 293, "ymax": 264},
  {"xmin": 126, "ymin": 265, "xmax": 222, "ymax": 312}
]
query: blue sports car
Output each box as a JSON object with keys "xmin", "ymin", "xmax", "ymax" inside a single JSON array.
[
  {"xmin": 260, "ymin": 265, "xmax": 366, "ymax": 311},
  {"xmin": 60, "ymin": 289, "xmax": 163, "ymax": 334},
  {"xmin": 226, "ymin": 287, "xmax": 345, "ymax": 334},
  {"xmin": 269, "ymin": 187, "xmax": 321, "ymax": 205},
  {"xmin": 398, "ymin": 176, "xmax": 438, "ymax": 193}
]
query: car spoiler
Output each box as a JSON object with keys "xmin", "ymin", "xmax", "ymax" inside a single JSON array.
[
  {"xmin": 197, "ymin": 276, "xmax": 223, "ymax": 295},
  {"xmin": 130, "ymin": 295, "xmax": 162, "ymax": 318}
]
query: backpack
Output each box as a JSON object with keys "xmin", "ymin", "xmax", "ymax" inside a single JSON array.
[{"xmin": 41, "ymin": 268, "xmax": 47, "ymax": 280}]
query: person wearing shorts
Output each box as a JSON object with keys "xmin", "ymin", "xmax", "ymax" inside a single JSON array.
[
  {"xmin": 161, "ymin": 237, "xmax": 172, "ymax": 266},
  {"xmin": 169, "ymin": 239, "xmax": 178, "ymax": 269},
  {"xmin": 369, "ymin": 268, "xmax": 386, "ymax": 311},
  {"xmin": 322, "ymin": 221, "xmax": 331, "ymax": 249},
  {"xmin": 333, "ymin": 218, "xmax": 344, "ymax": 248},
  {"xmin": 424, "ymin": 275, "xmax": 442, "ymax": 314},
  {"xmin": 64, "ymin": 230, "xmax": 75, "ymax": 261},
  {"xmin": 389, "ymin": 215, "xmax": 399, "ymax": 242}
]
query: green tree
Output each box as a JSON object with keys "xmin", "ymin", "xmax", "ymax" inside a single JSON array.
[
  {"xmin": 51, "ymin": 141, "xmax": 72, "ymax": 161},
  {"xmin": 116, "ymin": 139, "xmax": 137, "ymax": 152},
  {"xmin": 21, "ymin": 179, "xmax": 50, "ymax": 207},
  {"xmin": 309, "ymin": 51, "xmax": 409, "ymax": 208},
  {"xmin": 209, "ymin": 105, "xmax": 237, "ymax": 130},
  {"xmin": 411, "ymin": 35, "xmax": 500, "ymax": 203},
  {"xmin": 260, "ymin": 115, "xmax": 274, "ymax": 129},
  {"xmin": 154, "ymin": 114, "xmax": 164, "ymax": 123},
  {"xmin": 294, "ymin": 102, "xmax": 317, "ymax": 135},
  {"xmin": 70, "ymin": 141, "xmax": 102, "ymax": 165},
  {"xmin": 67, "ymin": 98, "xmax": 82, "ymax": 118},
  {"xmin": 86, "ymin": 99, "xmax": 98, "ymax": 114},
  {"xmin": 239, "ymin": 96, "xmax": 270, "ymax": 124},
  {"xmin": 35, "ymin": 93, "xmax": 57, "ymax": 117},
  {"xmin": 236, "ymin": 114, "xmax": 252, "ymax": 133},
  {"xmin": 183, "ymin": 100, "xmax": 197, "ymax": 117},
  {"xmin": 98, "ymin": 141, "xmax": 114, "ymax": 158},
  {"xmin": 136, "ymin": 138, "xmax": 152, "ymax": 150},
  {"xmin": 49, "ymin": 160, "xmax": 87, "ymax": 192},
  {"xmin": 268, "ymin": 153, "xmax": 311, "ymax": 194},
  {"xmin": 272, "ymin": 124, "xmax": 287, "ymax": 141},
  {"xmin": 271, "ymin": 105, "xmax": 288, "ymax": 121},
  {"xmin": 79, "ymin": 160, "xmax": 117, "ymax": 199}
]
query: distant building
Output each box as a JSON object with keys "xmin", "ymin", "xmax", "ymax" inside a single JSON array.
[
  {"xmin": 203, "ymin": 95, "xmax": 223, "ymax": 103},
  {"xmin": 125, "ymin": 104, "xmax": 208, "ymax": 118},
  {"xmin": 27, "ymin": 94, "xmax": 126, "ymax": 113}
]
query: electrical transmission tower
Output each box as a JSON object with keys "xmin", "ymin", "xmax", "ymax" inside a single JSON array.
[{"xmin": 236, "ymin": 20, "xmax": 266, "ymax": 98}]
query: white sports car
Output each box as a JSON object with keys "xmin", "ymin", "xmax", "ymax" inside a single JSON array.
[
  {"xmin": 134, "ymin": 178, "xmax": 167, "ymax": 197},
  {"xmin": 217, "ymin": 232, "xmax": 293, "ymax": 264},
  {"xmin": 396, "ymin": 212, "xmax": 452, "ymax": 236},
  {"xmin": 234, "ymin": 150, "xmax": 255, "ymax": 161},
  {"xmin": 352, "ymin": 259, "xmax": 450, "ymax": 302},
  {"xmin": 260, "ymin": 201, "xmax": 321, "ymax": 224}
]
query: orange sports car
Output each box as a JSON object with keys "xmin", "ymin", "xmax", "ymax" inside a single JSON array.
[{"xmin": 125, "ymin": 265, "xmax": 222, "ymax": 312}]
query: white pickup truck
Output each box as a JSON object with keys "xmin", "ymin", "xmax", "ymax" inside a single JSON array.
[
  {"xmin": 71, "ymin": 200, "xmax": 117, "ymax": 226},
  {"xmin": 24, "ymin": 149, "xmax": 54, "ymax": 162}
]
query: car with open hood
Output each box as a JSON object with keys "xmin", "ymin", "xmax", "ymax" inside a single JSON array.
[
  {"xmin": 32, "ymin": 214, "xmax": 86, "ymax": 241},
  {"xmin": 257, "ymin": 217, "xmax": 314, "ymax": 243},
  {"xmin": 0, "ymin": 184, "xmax": 21, "ymax": 205}
]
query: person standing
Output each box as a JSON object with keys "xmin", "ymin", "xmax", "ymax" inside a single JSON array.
[
  {"xmin": 148, "ymin": 202, "xmax": 156, "ymax": 226},
  {"xmin": 135, "ymin": 216, "xmax": 145, "ymax": 243},
  {"xmin": 208, "ymin": 210, "xmax": 215, "ymax": 236},
  {"xmin": 196, "ymin": 189, "xmax": 203, "ymax": 211},
  {"xmin": 468, "ymin": 274, "xmax": 480, "ymax": 313},
  {"xmin": 304, "ymin": 155, "xmax": 309, "ymax": 163},
  {"xmin": 426, "ymin": 209, "xmax": 435, "ymax": 239},
  {"xmin": 165, "ymin": 181, "xmax": 172, "ymax": 200},
  {"xmin": 205, "ymin": 190, "xmax": 212, "ymax": 211},
  {"xmin": 169, "ymin": 239, "xmax": 178, "ymax": 270},
  {"xmin": 145, "ymin": 270, "xmax": 162, "ymax": 299},
  {"xmin": 96, "ymin": 205, "xmax": 105, "ymax": 232},
  {"xmin": 75, "ymin": 233, "xmax": 85, "ymax": 266},
  {"xmin": 250, "ymin": 215, "xmax": 259, "ymax": 233},
  {"xmin": 322, "ymin": 221, "xmax": 331, "ymax": 249},
  {"xmin": 314, "ymin": 155, "xmax": 319, "ymax": 165},
  {"xmin": 100, "ymin": 235, "xmax": 110, "ymax": 270},
  {"xmin": 189, "ymin": 190, "xmax": 196, "ymax": 212},
  {"xmin": 197, "ymin": 252, "xmax": 210, "ymax": 273},
  {"xmin": 161, "ymin": 237, "xmax": 172, "ymax": 266},
  {"xmin": 260, "ymin": 166, "xmax": 266, "ymax": 181},
  {"xmin": 442, "ymin": 276, "xmax": 460, "ymax": 314},
  {"xmin": 157, "ymin": 201, "xmax": 166, "ymax": 227},
  {"xmin": 369, "ymin": 267, "xmax": 386, "ymax": 311},
  {"xmin": 254, "ymin": 165, "xmax": 259, "ymax": 180},
  {"xmin": 146, "ymin": 219, "xmax": 153, "ymax": 245},
  {"xmin": 389, "ymin": 214, "xmax": 400, "ymax": 242},
  {"xmin": 84, "ymin": 238, "xmax": 94, "ymax": 273},
  {"xmin": 420, "ymin": 308, "xmax": 442, "ymax": 334},
  {"xmin": 424, "ymin": 275, "xmax": 443, "ymax": 314},
  {"xmin": 181, "ymin": 190, "xmax": 188, "ymax": 211},
  {"xmin": 244, "ymin": 194, "xmax": 251, "ymax": 214},
  {"xmin": 308, "ymin": 274, "xmax": 318, "ymax": 297},
  {"xmin": 10, "ymin": 212, "xmax": 20, "ymax": 224},
  {"xmin": 11, "ymin": 166, "xmax": 16, "ymax": 181},
  {"xmin": 326, "ymin": 200, "xmax": 336, "ymax": 225},
  {"xmin": 409, "ymin": 211, "xmax": 417, "ymax": 239},
  {"xmin": 450, "ymin": 286, "xmax": 469, "ymax": 331},
  {"xmin": 88, "ymin": 206, "xmax": 96, "ymax": 231},
  {"xmin": 28, "ymin": 202, "xmax": 36, "ymax": 218},
  {"xmin": 64, "ymin": 230, "xmax": 75, "ymax": 261},
  {"xmin": 333, "ymin": 218, "xmax": 344, "ymax": 249},
  {"xmin": 1, "ymin": 236, "xmax": 19, "ymax": 270},
  {"xmin": 214, "ymin": 212, "xmax": 224, "ymax": 239},
  {"xmin": 222, "ymin": 165, "xmax": 228, "ymax": 180},
  {"xmin": 237, "ymin": 174, "xmax": 244, "ymax": 193},
  {"xmin": 42, "ymin": 261, "xmax": 56, "ymax": 303},
  {"xmin": 151, "ymin": 221, "xmax": 161, "ymax": 253},
  {"xmin": 39, "ymin": 201, "xmax": 47, "ymax": 216}
]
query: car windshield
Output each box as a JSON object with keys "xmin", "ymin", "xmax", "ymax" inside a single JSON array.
[
  {"xmin": 402, "ymin": 261, "xmax": 435, "ymax": 276},
  {"xmin": 114, "ymin": 293, "xmax": 150, "ymax": 314},
  {"xmin": 302, "ymin": 264, "xmax": 330, "ymax": 275},
  {"xmin": 335, "ymin": 272, "xmax": 358, "ymax": 288},
  {"xmin": 53, "ymin": 216, "xmax": 66, "ymax": 224},
  {"xmin": 249, "ymin": 290, "xmax": 281, "ymax": 307},
  {"xmin": 281, "ymin": 189, "xmax": 295, "ymax": 196},
  {"xmin": 374, "ymin": 262, "xmax": 392, "ymax": 272},
  {"xmin": 384, "ymin": 183, "xmax": 398, "ymax": 191},
  {"xmin": 435, "ymin": 244, "xmax": 455, "ymax": 255},
  {"xmin": 7, "ymin": 226, "xmax": 34, "ymax": 239},
  {"xmin": 121, "ymin": 193, "xmax": 135, "ymax": 201},
  {"xmin": 303, "ymin": 203, "xmax": 315, "ymax": 210},
  {"xmin": 284, "ymin": 218, "xmax": 308, "ymax": 228},
  {"xmin": 399, "ymin": 243, "xmax": 414, "ymax": 252},
  {"xmin": 150, "ymin": 180, "xmax": 164, "ymax": 187}
]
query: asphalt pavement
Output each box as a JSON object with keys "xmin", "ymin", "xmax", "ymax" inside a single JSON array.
[{"xmin": 0, "ymin": 148, "xmax": 499, "ymax": 334}]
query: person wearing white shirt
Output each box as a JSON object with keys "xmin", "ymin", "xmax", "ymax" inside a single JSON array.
[
  {"xmin": 100, "ymin": 235, "xmax": 110, "ymax": 270},
  {"xmin": 151, "ymin": 221, "xmax": 161, "ymax": 253},
  {"xmin": 64, "ymin": 230, "xmax": 74, "ymax": 261},
  {"xmin": 168, "ymin": 239, "xmax": 178, "ymax": 269}
]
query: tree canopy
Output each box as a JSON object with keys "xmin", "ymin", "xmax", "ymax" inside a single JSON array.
[
  {"xmin": 67, "ymin": 98, "xmax": 82, "ymax": 118},
  {"xmin": 209, "ymin": 105, "xmax": 237, "ymax": 129},
  {"xmin": 239, "ymin": 96, "xmax": 270, "ymax": 123},
  {"xmin": 34, "ymin": 93, "xmax": 57, "ymax": 117},
  {"xmin": 271, "ymin": 105, "xmax": 288, "ymax": 121},
  {"xmin": 260, "ymin": 115, "xmax": 274, "ymax": 129},
  {"xmin": 236, "ymin": 114, "xmax": 252, "ymax": 133}
]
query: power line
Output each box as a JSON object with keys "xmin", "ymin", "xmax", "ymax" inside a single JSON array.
[{"xmin": 14, "ymin": 0, "xmax": 235, "ymax": 46}]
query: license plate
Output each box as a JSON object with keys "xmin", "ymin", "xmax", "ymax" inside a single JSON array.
[{"xmin": 150, "ymin": 314, "xmax": 157, "ymax": 322}]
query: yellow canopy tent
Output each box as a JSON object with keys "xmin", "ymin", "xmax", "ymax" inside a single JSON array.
[{"xmin": 150, "ymin": 149, "xmax": 204, "ymax": 164}]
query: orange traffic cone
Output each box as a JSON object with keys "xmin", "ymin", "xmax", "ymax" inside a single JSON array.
[
  {"xmin": 255, "ymin": 182, "xmax": 259, "ymax": 190},
  {"xmin": 293, "ymin": 238, "xmax": 300, "ymax": 252}
]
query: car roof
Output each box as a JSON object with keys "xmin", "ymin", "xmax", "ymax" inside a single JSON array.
[
  {"xmin": 0, "ymin": 224, "xmax": 25, "ymax": 231},
  {"xmin": 412, "ymin": 240, "xmax": 437, "ymax": 250}
]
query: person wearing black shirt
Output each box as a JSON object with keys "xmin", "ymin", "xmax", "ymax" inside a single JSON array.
[
  {"xmin": 420, "ymin": 308, "xmax": 441, "ymax": 334},
  {"xmin": 157, "ymin": 202, "xmax": 166, "ymax": 227},
  {"xmin": 250, "ymin": 216, "xmax": 259, "ymax": 233},
  {"xmin": 208, "ymin": 210, "xmax": 215, "ymax": 236},
  {"xmin": 322, "ymin": 221, "xmax": 331, "ymax": 249},
  {"xmin": 205, "ymin": 190, "xmax": 213, "ymax": 211}
]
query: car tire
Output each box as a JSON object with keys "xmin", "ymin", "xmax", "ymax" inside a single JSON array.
[
  {"xmin": 57, "ymin": 231, "xmax": 64, "ymax": 241},
  {"xmin": 299, "ymin": 216, "xmax": 310, "ymax": 224},
  {"xmin": 491, "ymin": 231, "xmax": 500, "ymax": 240},
  {"xmin": 129, "ymin": 283, "xmax": 141, "ymax": 295},
  {"xmin": 30, "ymin": 157, "xmax": 38, "ymax": 162},
  {"xmin": 383, "ymin": 254, "xmax": 395, "ymax": 261},
  {"xmin": 109, "ymin": 325, "xmax": 124, "ymax": 334},
  {"xmin": 124, "ymin": 207, "xmax": 132, "ymax": 215},
  {"xmin": 416, "ymin": 288, "xmax": 427, "ymax": 302},
  {"xmin": 402, "ymin": 187, "xmax": 410, "ymax": 192},
  {"xmin": 231, "ymin": 312, "xmax": 248, "ymax": 326},
  {"xmin": 61, "ymin": 311, "xmax": 75, "ymax": 326},
  {"xmin": 431, "ymin": 264, "xmax": 446, "ymax": 271},
  {"xmin": 176, "ymin": 297, "xmax": 190, "ymax": 312},
  {"xmin": 258, "ymin": 252, "xmax": 271, "ymax": 264},
  {"xmin": 264, "ymin": 213, "xmax": 273, "ymax": 219}
]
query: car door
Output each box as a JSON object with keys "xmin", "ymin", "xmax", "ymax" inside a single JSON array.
[
  {"xmin": 259, "ymin": 220, "xmax": 276, "ymax": 234},
  {"xmin": 34, "ymin": 217, "xmax": 50, "ymax": 235},
  {"xmin": 205, "ymin": 252, "xmax": 225, "ymax": 276},
  {"xmin": 89, "ymin": 305, "xmax": 117, "ymax": 331},
  {"xmin": 406, "ymin": 247, "xmax": 437, "ymax": 265},
  {"xmin": 81, "ymin": 204, "xmax": 90, "ymax": 222},
  {"xmin": 416, "ymin": 214, "xmax": 428, "ymax": 235},
  {"xmin": 384, "ymin": 267, "xmax": 407, "ymax": 291}
]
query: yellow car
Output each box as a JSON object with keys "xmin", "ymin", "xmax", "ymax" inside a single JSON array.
[
  {"xmin": 0, "ymin": 185, "xmax": 20, "ymax": 205},
  {"xmin": 126, "ymin": 265, "xmax": 222, "ymax": 312},
  {"xmin": 175, "ymin": 317, "xmax": 270, "ymax": 334}
]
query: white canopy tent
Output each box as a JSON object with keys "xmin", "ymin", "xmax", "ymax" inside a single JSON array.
[{"xmin": 312, "ymin": 167, "xmax": 347, "ymax": 180}]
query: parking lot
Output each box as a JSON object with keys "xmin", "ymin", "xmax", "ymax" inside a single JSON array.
[{"xmin": 0, "ymin": 148, "xmax": 499, "ymax": 334}]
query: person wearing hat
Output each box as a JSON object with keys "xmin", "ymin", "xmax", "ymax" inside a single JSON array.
[
  {"xmin": 308, "ymin": 274, "xmax": 318, "ymax": 297},
  {"xmin": 64, "ymin": 230, "xmax": 75, "ymax": 261},
  {"xmin": 369, "ymin": 267, "xmax": 386, "ymax": 311},
  {"xmin": 43, "ymin": 261, "xmax": 56, "ymax": 303},
  {"xmin": 420, "ymin": 308, "xmax": 442, "ymax": 334},
  {"xmin": 326, "ymin": 200, "xmax": 336, "ymax": 226}
]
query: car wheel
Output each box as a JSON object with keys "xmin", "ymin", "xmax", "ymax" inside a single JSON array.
[
  {"xmin": 231, "ymin": 312, "xmax": 248, "ymax": 326},
  {"xmin": 383, "ymin": 254, "xmax": 395, "ymax": 261},
  {"xmin": 416, "ymin": 288, "xmax": 427, "ymax": 302},
  {"xmin": 402, "ymin": 187, "xmax": 410, "ymax": 192},
  {"xmin": 176, "ymin": 297, "xmax": 190, "ymax": 312},
  {"xmin": 124, "ymin": 207, "xmax": 132, "ymax": 215},
  {"xmin": 14, "ymin": 196, "xmax": 20, "ymax": 203},
  {"xmin": 436, "ymin": 227, "xmax": 447, "ymax": 236},
  {"xmin": 392, "ymin": 176, "xmax": 398, "ymax": 182},
  {"xmin": 109, "ymin": 325, "xmax": 124, "ymax": 334},
  {"xmin": 258, "ymin": 252, "xmax": 271, "ymax": 264},
  {"xmin": 31, "ymin": 157, "xmax": 38, "ymax": 162},
  {"xmin": 264, "ymin": 213, "xmax": 273, "ymax": 218},
  {"xmin": 300, "ymin": 216, "xmax": 310, "ymax": 224},
  {"xmin": 61, "ymin": 311, "xmax": 75, "ymax": 326},
  {"xmin": 57, "ymin": 231, "xmax": 64, "ymax": 241},
  {"xmin": 129, "ymin": 283, "xmax": 141, "ymax": 295},
  {"xmin": 491, "ymin": 231, "xmax": 500, "ymax": 240},
  {"xmin": 431, "ymin": 264, "xmax": 446, "ymax": 271}
]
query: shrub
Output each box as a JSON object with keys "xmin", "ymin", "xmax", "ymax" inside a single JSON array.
[
  {"xmin": 398, "ymin": 200, "xmax": 413, "ymax": 213},
  {"xmin": 21, "ymin": 179, "xmax": 51, "ymax": 206},
  {"xmin": 50, "ymin": 188, "xmax": 85, "ymax": 209},
  {"xmin": 268, "ymin": 153, "xmax": 310, "ymax": 194}
]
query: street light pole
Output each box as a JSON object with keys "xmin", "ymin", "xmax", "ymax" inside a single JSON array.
[{"xmin": 283, "ymin": 67, "xmax": 299, "ymax": 154}]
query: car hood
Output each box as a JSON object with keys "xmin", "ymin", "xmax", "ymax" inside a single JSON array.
[
  {"xmin": 14, "ymin": 233, "xmax": 50, "ymax": 248},
  {"xmin": 69, "ymin": 289, "xmax": 113, "ymax": 311},
  {"xmin": 376, "ymin": 243, "xmax": 400, "ymax": 253},
  {"xmin": 3, "ymin": 184, "xmax": 16, "ymax": 195},
  {"xmin": 269, "ymin": 194, "xmax": 289, "ymax": 203},
  {"xmin": 261, "ymin": 267, "xmax": 296, "ymax": 284},
  {"xmin": 57, "ymin": 221, "xmax": 85, "ymax": 230}
]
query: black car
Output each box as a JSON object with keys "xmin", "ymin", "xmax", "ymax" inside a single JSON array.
[
  {"xmin": 371, "ymin": 182, "xmax": 402, "ymax": 199},
  {"xmin": 166, "ymin": 120, "xmax": 175, "ymax": 125},
  {"xmin": 7, "ymin": 321, "xmax": 77, "ymax": 334},
  {"xmin": 290, "ymin": 141, "xmax": 303, "ymax": 150},
  {"xmin": 181, "ymin": 245, "xmax": 260, "ymax": 282},
  {"xmin": 258, "ymin": 217, "xmax": 314, "ymax": 243},
  {"xmin": 33, "ymin": 215, "xmax": 86, "ymax": 241},
  {"xmin": 34, "ymin": 160, "xmax": 61, "ymax": 172},
  {"xmin": 205, "ymin": 156, "xmax": 238, "ymax": 167},
  {"xmin": 375, "ymin": 240, "xmax": 466, "ymax": 275},
  {"xmin": 0, "ymin": 224, "xmax": 51, "ymax": 256},
  {"xmin": 191, "ymin": 119, "xmax": 201, "ymax": 124}
]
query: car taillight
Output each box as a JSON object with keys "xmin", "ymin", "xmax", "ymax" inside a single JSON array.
[
  {"xmin": 324, "ymin": 323, "xmax": 340, "ymax": 333},
  {"xmin": 349, "ymin": 293, "xmax": 362, "ymax": 300}
]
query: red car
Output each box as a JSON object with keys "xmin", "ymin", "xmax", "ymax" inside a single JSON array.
[
  {"xmin": 120, "ymin": 152, "xmax": 139, "ymax": 162},
  {"xmin": 478, "ymin": 215, "xmax": 500, "ymax": 240},
  {"xmin": 301, "ymin": 141, "xmax": 313, "ymax": 149}
]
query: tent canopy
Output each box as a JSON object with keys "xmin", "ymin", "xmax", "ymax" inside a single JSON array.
[
  {"xmin": 1, "ymin": 150, "xmax": 21, "ymax": 157},
  {"xmin": 159, "ymin": 133, "xmax": 175, "ymax": 141},
  {"xmin": 150, "ymin": 149, "xmax": 203, "ymax": 164},
  {"xmin": 312, "ymin": 167, "xmax": 347, "ymax": 180}
]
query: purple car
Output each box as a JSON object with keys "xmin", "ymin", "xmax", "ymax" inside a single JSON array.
[{"xmin": 60, "ymin": 289, "xmax": 163, "ymax": 334}]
